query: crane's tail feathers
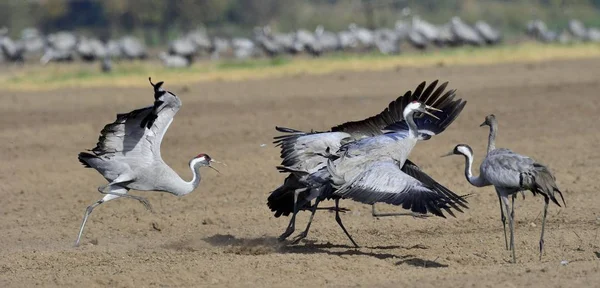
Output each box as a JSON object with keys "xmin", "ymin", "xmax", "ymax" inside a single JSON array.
[
  {"xmin": 267, "ymin": 174, "xmax": 312, "ymax": 217},
  {"xmin": 532, "ymin": 163, "xmax": 565, "ymax": 208}
]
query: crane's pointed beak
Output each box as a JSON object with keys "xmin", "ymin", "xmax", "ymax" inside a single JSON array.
[
  {"xmin": 422, "ymin": 110, "xmax": 440, "ymax": 120},
  {"xmin": 210, "ymin": 159, "xmax": 227, "ymax": 166},
  {"xmin": 440, "ymin": 151, "xmax": 454, "ymax": 158},
  {"xmin": 424, "ymin": 105, "xmax": 442, "ymax": 112},
  {"xmin": 207, "ymin": 159, "xmax": 225, "ymax": 174},
  {"xmin": 207, "ymin": 165, "xmax": 220, "ymax": 174},
  {"xmin": 479, "ymin": 121, "xmax": 487, "ymax": 127}
]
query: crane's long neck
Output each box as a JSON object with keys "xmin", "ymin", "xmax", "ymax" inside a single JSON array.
[
  {"xmin": 403, "ymin": 109, "xmax": 419, "ymax": 139},
  {"xmin": 170, "ymin": 161, "xmax": 202, "ymax": 196},
  {"xmin": 486, "ymin": 122, "xmax": 498, "ymax": 154},
  {"xmin": 462, "ymin": 151, "xmax": 487, "ymax": 187}
]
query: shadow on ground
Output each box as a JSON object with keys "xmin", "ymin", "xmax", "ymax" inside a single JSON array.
[{"xmin": 199, "ymin": 234, "xmax": 446, "ymax": 267}]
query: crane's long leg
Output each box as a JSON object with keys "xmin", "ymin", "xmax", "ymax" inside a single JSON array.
[
  {"xmin": 335, "ymin": 199, "xmax": 359, "ymax": 248},
  {"xmin": 539, "ymin": 198, "xmax": 549, "ymax": 261},
  {"xmin": 99, "ymin": 185, "xmax": 152, "ymax": 212},
  {"xmin": 501, "ymin": 194, "xmax": 516, "ymax": 263},
  {"xmin": 278, "ymin": 189, "xmax": 301, "ymax": 241},
  {"xmin": 497, "ymin": 194, "xmax": 509, "ymax": 250},
  {"xmin": 510, "ymin": 194, "xmax": 516, "ymax": 250},
  {"xmin": 75, "ymin": 193, "xmax": 120, "ymax": 247},
  {"xmin": 291, "ymin": 198, "xmax": 322, "ymax": 245},
  {"xmin": 316, "ymin": 206, "xmax": 350, "ymax": 213}
]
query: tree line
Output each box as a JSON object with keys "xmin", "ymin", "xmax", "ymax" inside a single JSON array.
[{"xmin": 1, "ymin": 0, "xmax": 599, "ymax": 45}]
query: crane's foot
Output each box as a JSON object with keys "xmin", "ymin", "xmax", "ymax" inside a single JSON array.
[
  {"xmin": 278, "ymin": 227, "xmax": 295, "ymax": 242},
  {"xmin": 291, "ymin": 231, "xmax": 308, "ymax": 245}
]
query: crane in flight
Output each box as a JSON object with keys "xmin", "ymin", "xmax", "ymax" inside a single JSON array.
[{"xmin": 75, "ymin": 78, "xmax": 219, "ymax": 246}]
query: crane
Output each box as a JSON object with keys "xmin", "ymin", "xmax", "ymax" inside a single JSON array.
[
  {"xmin": 442, "ymin": 114, "xmax": 565, "ymax": 263},
  {"xmin": 268, "ymin": 80, "xmax": 468, "ymax": 246},
  {"xmin": 75, "ymin": 78, "xmax": 218, "ymax": 247}
]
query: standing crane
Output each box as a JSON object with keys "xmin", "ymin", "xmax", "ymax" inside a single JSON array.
[
  {"xmin": 75, "ymin": 78, "xmax": 218, "ymax": 247},
  {"xmin": 442, "ymin": 114, "xmax": 565, "ymax": 263},
  {"xmin": 268, "ymin": 80, "xmax": 468, "ymax": 246}
]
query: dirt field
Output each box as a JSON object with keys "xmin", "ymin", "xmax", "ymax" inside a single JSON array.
[{"xmin": 1, "ymin": 58, "xmax": 600, "ymax": 287}]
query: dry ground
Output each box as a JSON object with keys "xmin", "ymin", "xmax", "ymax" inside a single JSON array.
[{"xmin": 1, "ymin": 58, "xmax": 600, "ymax": 287}]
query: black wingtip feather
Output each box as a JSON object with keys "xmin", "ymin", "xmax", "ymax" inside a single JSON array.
[{"xmin": 77, "ymin": 152, "xmax": 95, "ymax": 168}]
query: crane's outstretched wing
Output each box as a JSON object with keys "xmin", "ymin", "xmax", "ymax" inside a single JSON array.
[
  {"xmin": 272, "ymin": 80, "xmax": 466, "ymax": 172},
  {"xmin": 401, "ymin": 159, "xmax": 469, "ymax": 211},
  {"xmin": 333, "ymin": 160, "xmax": 464, "ymax": 218},
  {"xmin": 331, "ymin": 80, "xmax": 464, "ymax": 139},
  {"xmin": 79, "ymin": 78, "xmax": 182, "ymax": 172},
  {"xmin": 383, "ymin": 89, "xmax": 466, "ymax": 138},
  {"xmin": 273, "ymin": 127, "xmax": 349, "ymax": 173}
]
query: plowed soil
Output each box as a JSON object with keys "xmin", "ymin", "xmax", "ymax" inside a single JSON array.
[{"xmin": 1, "ymin": 58, "xmax": 599, "ymax": 287}]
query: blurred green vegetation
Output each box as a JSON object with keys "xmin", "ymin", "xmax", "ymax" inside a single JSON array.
[
  {"xmin": 5, "ymin": 42, "xmax": 600, "ymax": 91},
  {"xmin": 1, "ymin": 0, "xmax": 600, "ymax": 44}
]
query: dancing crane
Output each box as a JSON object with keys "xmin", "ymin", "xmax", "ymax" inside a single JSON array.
[
  {"xmin": 75, "ymin": 78, "xmax": 218, "ymax": 246},
  {"xmin": 268, "ymin": 80, "xmax": 468, "ymax": 246}
]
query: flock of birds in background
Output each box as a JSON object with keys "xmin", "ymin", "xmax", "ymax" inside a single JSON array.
[
  {"xmin": 1, "ymin": 16, "xmax": 599, "ymax": 70},
  {"xmin": 76, "ymin": 78, "xmax": 564, "ymax": 264}
]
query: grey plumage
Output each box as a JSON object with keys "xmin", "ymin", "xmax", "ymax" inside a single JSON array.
[
  {"xmin": 75, "ymin": 78, "xmax": 216, "ymax": 246},
  {"xmin": 268, "ymin": 80, "xmax": 468, "ymax": 246},
  {"xmin": 444, "ymin": 114, "xmax": 565, "ymax": 263}
]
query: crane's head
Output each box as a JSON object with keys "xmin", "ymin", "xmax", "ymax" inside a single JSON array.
[
  {"xmin": 479, "ymin": 114, "xmax": 496, "ymax": 127},
  {"xmin": 404, "ymin": 100, "xmax": 442, "ymax": 120},
  {"xmin": 441, "ymin": 144, "xmax": 473, "ymax": 158},
  {"xmin": 190, "ymin": 153, "xmax": 223, "ymax": 173}
]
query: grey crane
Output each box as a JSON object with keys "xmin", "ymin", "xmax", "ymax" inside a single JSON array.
[
  {"xmin": 337, "ymin": 29, "xmax": 358, "ymax": 51},
  {"xmin": 411, "ymin": 16, "xmax": 439, "ymax": 43},
  {"xmin": 450, "ymin": 17, "xmax": 484, "ymax": 46},
  {"xmin": 158, "ymin": 52, "xmax": 190, "ymax": 68},
  {"xmin": 41, "ymin": 31, "xmax": 77, "ymax": 64},
  {"xmin": 210, "ymin": 37, "xmax": 231, "ymax": 60},
  {"xmin": 268, "ymin": 80, "xmax": 468, "ymax": 246},
  {"xmin": 443, "ymin": 114, "xmax": 565, "ymax": 263},
  {"xmin": 21, "ymin": 27, "xmax": 45, "ymax": 56},
  {"xmin": 348, "ymin": 23, "xmax": 375, "ymax": 52},
  {"xmin": 315, "ymin": 25, "xmax": 340, "ymax": 53},
  {"xmin": 186, "ymin": 28, "xmax": 214, "ymax": 55},
  {"xmin": 75, "ymin": 78, "xmax": 218, "ymax": 246},
  {"xmin": 253, "ymin": 26, "xmax": 282, "ymax": 57},
  {"xmin": 231, "ymin": 37, "xmax": 257, "ymax": 59},
  {"xmin": 168, "ymin": 37, "xmax": 198, "ymax": 63},
  {"xmin": 568, "ymin": 19, "xmax": 587, "ymax": 40},
  {"xmin": 474, "ymin": 20, "xmax": 502, "ymax": 45},
  {"xmin": 77, "ymin": 37, "xmax": 107, "ymax": 62},
  {"xmin": 394, "ymin": 20, "xmax": 411, "ymax": 43},
  {"xmin": 119, "ymin": 36, "xmax": 147, "ymax": 60},
  {"xmin": 373, "ymin": 28, "xmax": 401, "ymax": 55},
  {"xmin": 295, "ymin": 29, "xmax": 322, "ymax": 57},
  {"xmin": 525, "ymin": 20, "xmax": 558, "ymax": 43},
  {"xmin": 0, "ymin": 34, "xmax": 25, "ymax": 63},
  {"xmin": 106, "ymin": 39, "xmax": 122, "ymax": 59}
]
